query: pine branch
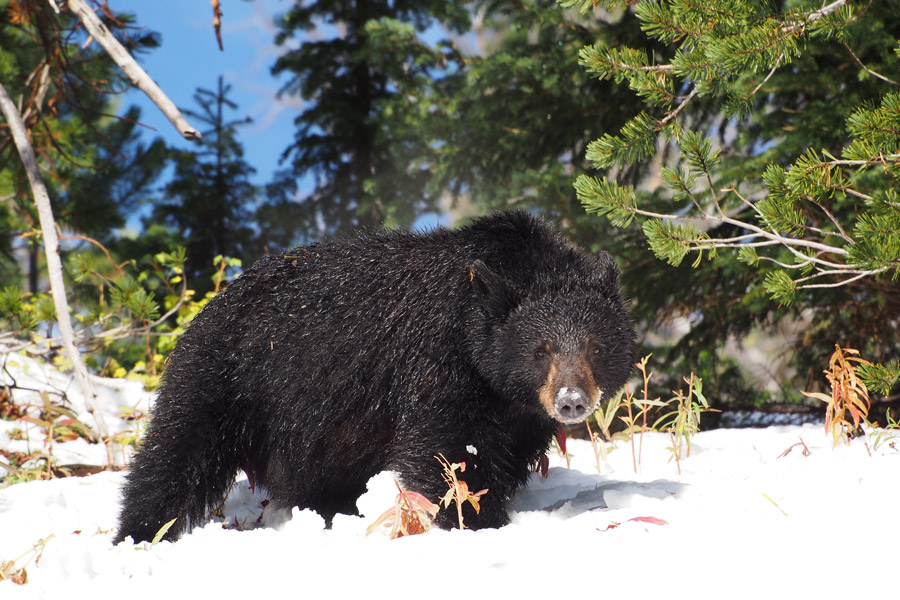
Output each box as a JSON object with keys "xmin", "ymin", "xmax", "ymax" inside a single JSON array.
[{"xmin": 579, "ymin": 177, "xmax": 852, "ymax": 259}]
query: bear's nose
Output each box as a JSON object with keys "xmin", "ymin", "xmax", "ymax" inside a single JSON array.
[{"xmin": 553, "ymin": 387, "xmax": 590, "ymax": 423}]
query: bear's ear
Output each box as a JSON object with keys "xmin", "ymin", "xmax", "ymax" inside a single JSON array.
[
  {"xmin": 594, "ymin": 250, "xmax": 621, "ymax": 290},
  {"xmin": 469, "ymin": 260, "xmax": 517, "ymax": 319}
]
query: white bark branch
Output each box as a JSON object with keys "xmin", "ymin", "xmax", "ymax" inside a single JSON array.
[
  {"xmin": 0, "ymin": 81, "xmax": 113, "ymax": 464},
  {"xmin": 784, "ymin": 0, "xmax": 848, "ymax": 33},
  {"xmin": 63, "ymin": 0, "xmax": 202, "ymax": 140}
]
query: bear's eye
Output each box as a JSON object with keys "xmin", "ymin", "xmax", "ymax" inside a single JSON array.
[
  {"xmin": 534, "ymin": 348, "xmax": 549, "ymax": 360},
  {"xmin": 590, "ymin": 344, "xmax": 604, "ymax": 357}
]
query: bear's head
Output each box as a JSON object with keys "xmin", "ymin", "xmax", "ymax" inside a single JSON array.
[{"xmin": 469, "ymin": 251, "xmax": 635, "ymax": 425}]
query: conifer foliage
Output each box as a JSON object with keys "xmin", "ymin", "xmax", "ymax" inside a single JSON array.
[
  {"xmin": 569, "ymin": 0, "xmax": 900, "ymax": 398},
  {"xmin": 268, "ymin": 0, "xmax": 470, "ymax": 236},
  {"xmin": 143, "ymin": 77, "xmax": 256, "ymax": 294}
]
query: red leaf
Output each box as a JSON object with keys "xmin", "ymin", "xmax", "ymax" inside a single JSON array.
[
  {"xmin": 627, "ymin": 516, "xmax": 668, "ymax": 526},
  {"xmin": 555, "ymin": 426, "xmax": 567, "ymax": 455}
]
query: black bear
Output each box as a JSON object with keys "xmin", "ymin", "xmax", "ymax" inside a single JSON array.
[{"xmin": 114, "ymin": 210, "xmax": 635, "ymax": 543}]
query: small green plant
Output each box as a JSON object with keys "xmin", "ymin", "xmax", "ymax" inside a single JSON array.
[
  {"xmin": 654, "ymin": 373, "xmax": 715, "ymax": 475},
  {"xmin": 436, "ymin": 454, "xmax": 487, "ymax": 530},
  {"xmin": 867, "ymin": 409, "xmax": 899, "ymax": 453},
  {"xmin": 619, "ymin": 355, "xmax": 666, "ymax": 473},
  {"xmin": 2, "ymin": 244, "xmax": 242, "ymax": 391},
  {"xmin": 110, "ymin": 402, "xmax": 151, "ymax": 464},
  {"xmin": 585, "ymin": 390, "xmax": 623, "ymax": 471},
  {"xmin": 801, "ymin": 344, "xmax": 871, "ymax": 446}
]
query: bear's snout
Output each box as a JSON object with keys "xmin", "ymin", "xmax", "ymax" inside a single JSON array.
[
  {"xmin": 538, "ymin": 354, "xmax": 601, "ymax": 424},
  {"xmin": 553, "ymin": 386, "xmax": 592, "ymax": 423}
]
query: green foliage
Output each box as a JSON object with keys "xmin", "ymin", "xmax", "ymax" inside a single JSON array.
[
  {"xmin": 570, "ymin": 0, "xmax": 900, "ymax": 399},
  {"xmin": 0, "ymin": 7, "xmax": 247, "ymax": 388},
  {"xmin": 585, "ymin": 112, "xmax": 666, "ymax": 169},
  {"xmin": 867, "ymin": 408, "xmax": 900, "ymax": 452},
  {"xmin": 762, "ymin": 270, "xmax": 797, "ymax": 307},
  {"xmin": 0, "ymin": 287, "xmax": 44, "ymax": 332},
  {"xmin": 133, "ymin": 77, "xmax": 258, "ymax": 295},
  {"xmin": 0, "ymin": 1, "xmax": 165, "ymax": 285},
  {"xmin": 844, "ymin": 93, "xmax": 900, "ymax": 157},
  {"xmin": 846, "ymin": 191, "xmax": 900, "ymax": 277},
  {"xmin": 858, "ymin": 360, "xmax": 900, "ymax": 397},
  {"xmin": 1, "ymin": 240, "xmax": 239, "ymax": 388},
  {"xmin": 109, "ymin": 277, "xmax": 160, "ymax": 324},
  {"xmin": 643, "ymin": 219, "xmax": 710, "ymax": 268},
  {"xmin": 576, "ymin": 176, "xmax": 637, "ymax": 227},
  {"xmin": 654, "ymin": 373, "xmax": 713, "ymax": 474},
  {"xmin": 266, "ymin": 0, "xmax": 649, "ymax": 251},
  {"xmin": 679, "ymin": 131, "xmax": 720, "ymax": 176},
  {"xmin": 268, "ymin": 0, "xmax": 470, "ymax": 237},
  {"xmin": 580, "ymin": 45, "xmax": 675, "ymax": 105},
  {"xmin": 559, "ymin": 0, "xmax": 626, "ymax": 13}
]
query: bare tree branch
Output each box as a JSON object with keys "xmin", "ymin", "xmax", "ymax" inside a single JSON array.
[
  {"xmin": 745, "ymin": 51, "xmax": 783, "ymax": 101},
  {"xmin": 842, "ymin": 41, "xmax": 899, "ymax": 86},
  {"xmin": 660, "ymin": 88, "xmax": 698, "ymax": 127},
  {"xmin": 784, "ymin": 0, "xmax": 848, "ymax": 33},
  {"xmin": 0, "ymin": 81, "xmax": 113, "ymax": 464},
  {"xmin": 62, "ymin": 0, "xmax": 202, "ymax": 140}
]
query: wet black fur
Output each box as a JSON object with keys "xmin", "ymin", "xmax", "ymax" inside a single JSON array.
[{"xmin": 114, "ymin": 211, "xmax": 635, "ymax": 543}]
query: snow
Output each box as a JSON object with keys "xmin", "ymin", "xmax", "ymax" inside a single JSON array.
[{"xmin": 1, "ymin": 352, "xmax": 898, "ymax": 598}]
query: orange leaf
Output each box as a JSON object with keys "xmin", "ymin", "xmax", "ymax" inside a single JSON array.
[{"xmin": 800, "ymin": 391, "xmax": 832, "ymax": 404}]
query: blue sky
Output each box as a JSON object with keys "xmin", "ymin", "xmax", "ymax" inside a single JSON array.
[
  {"xmin": 110, "ymin": 1, "xmax": 450, "ymax": 232},
  {"xmin": 112, "ymin": 0, "xmax": 299, "ymax": 187}
]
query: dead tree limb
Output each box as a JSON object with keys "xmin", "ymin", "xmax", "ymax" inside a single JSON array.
[
  {"xmin": 63, "ymin": 0, "xmax": 202, "ymax": 140},
  {"xmin": 0, "ymin": 81, "xmax": 114, "ymax": 465}
]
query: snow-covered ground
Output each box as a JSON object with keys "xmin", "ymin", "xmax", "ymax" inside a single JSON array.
[{"xmin": 1, "ymin": 351, "xmax": 898, "ymax": 598}]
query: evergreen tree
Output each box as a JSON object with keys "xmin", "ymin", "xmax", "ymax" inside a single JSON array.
[
  {"xmin": 136, "ymin": 77, "xmax": 257, "ymax": 294},
  {"xmin": 421, "ymin": 1, "xmax": 648, "ymax": 237},
  {"xmin": 0, "ymin": 0, "xmax": 163, "ymax": 289},
  {"xmin": 567, "ymin": 0, "xmax": 900, "ymax": 405},
  {"xmin": 266, "ymin": 0, "xmax": 470, "ymax": 238}
]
